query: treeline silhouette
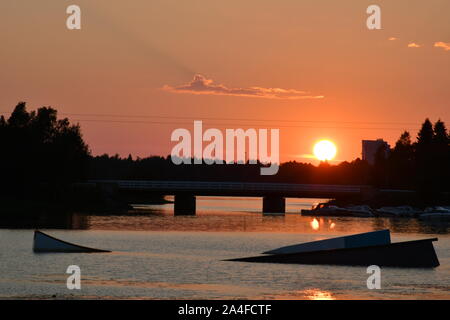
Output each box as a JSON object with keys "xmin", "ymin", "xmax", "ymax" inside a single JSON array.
[
  {"xmin": 373, "ymin": 118, "xmax": 450, "ymax": 193},
  {"xmin": 89, "ymin": 154, "xmax": 371, "ymax": 185},
  {"xmin": 1, "ymin": 102, "xmax": 449, "ymax": 203},
  {"xmin": 0, "ymin": 102, "xmax": 90, "ymax": 201},
  {"xmin": 88, "ymin": 120, "xmax": 449, "ymax": 193}
]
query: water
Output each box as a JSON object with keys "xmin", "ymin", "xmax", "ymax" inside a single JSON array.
[{"xmin": 0, "ymin": 197, "xmax": 449, "ymax": 299}]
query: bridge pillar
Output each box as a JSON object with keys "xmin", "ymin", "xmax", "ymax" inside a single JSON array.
[
  {"xmin": 174, "ymin": 194, "xmax": 196, "ymax": 215},
  {"xmin": 262, "ymin": 196, "xmax": 285, "ymax": 214}
]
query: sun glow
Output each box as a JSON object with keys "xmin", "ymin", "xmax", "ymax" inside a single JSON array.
[
  {"xmin": 304, "ymin": 289, "xmax": 336, "ymax": 300},
  {"xmin": 313, "ymin": 140, "xmax": 337, "ymax": 161}
]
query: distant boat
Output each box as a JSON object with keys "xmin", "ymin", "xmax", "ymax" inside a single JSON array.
[
  {"xmin": 227, "ymin": 234, "xmax": 439, "ymax": 268},
  {"xmin": 301, "ymin": 203, "xmax": 374, "ymax": 217},
  {"xmin": 263, "ymin": 230, "xmax": 391, "ymax": 255},
  {"xmin": 375, "ymin": 206, "xmax": 421, "ymax": 217},
  {"xmin": 419, "ymin": 213, "xmax": 450, "ymax": 220},
  {"xmin": 419, "ymin": 207, "xmax": 450, "ymax": 221},
  {"xmin": 33, "ymin": 230, "xmax": 111, "ymax": 253},
  {"xmin": 301, "ymin": 203, "xmax": 349, "ymax": 217}
]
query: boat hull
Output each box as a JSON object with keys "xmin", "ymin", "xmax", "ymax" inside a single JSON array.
[{"xmin": 228, "ymin": 238, "xmax": 439, "ymax": 268}]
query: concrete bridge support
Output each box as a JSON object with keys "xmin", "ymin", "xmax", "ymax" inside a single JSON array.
[
  {"xmin": 262, "ymin": 196, "xmax": 286, "ymax": 214},
  {"xmin": 174, "ymin": 194, "xmax": 196, "ymax": 215}
]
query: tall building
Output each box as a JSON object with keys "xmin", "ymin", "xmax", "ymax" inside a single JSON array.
[{"xmin": 362, "ymin": 139, "xmax": 390, "ymax": 165}]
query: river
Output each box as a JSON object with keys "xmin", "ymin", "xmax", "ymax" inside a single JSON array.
[{"xmin": 0, "ymin": 197, "xmax": 449, "ymax": 299}]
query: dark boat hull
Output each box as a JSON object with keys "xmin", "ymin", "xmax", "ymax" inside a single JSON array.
[{"xmin": 227, "ymin": 238, "xmax": 439, "ymax": 268}]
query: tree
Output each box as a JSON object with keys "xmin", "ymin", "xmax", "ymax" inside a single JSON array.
[
  {"xmin": 0, "ymin": 116, "xmax": 6, "ymax": 127},
  {"xmin": 416, "ymin": 118, "xmax": 434, "ymax": 146},
  {"xmin": 434, "ymin": 119, "xmax": 449, "ymax": 144},
  {"xmin": 388, "ymin": 131, "xmax": 414, "ymax": 188},
  {"xmin": 8, "ymin": 102, "xmax": 33, "ymax": 128},
  {"xmin": 413, "ymin": 118, "xmax": 450, "ymax": 194},
  {"xmin": 0, "ymin": 102, "xmax": 91, "ymax": 200},
  {"xmin": 395, "ymin": 131, "xmax": 412, "ymax": 150},
  {"xmin": 372, "ymin": 143, "xmax": 390, "ymax": 187},
  {"xmin": 432, "ymin": 119, "xmax": 450, "ymax": 192}
]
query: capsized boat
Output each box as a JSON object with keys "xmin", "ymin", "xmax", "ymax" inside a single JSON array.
[
  {"xmin": 227, "ymin": 233, "xmax": 439, "ymax": 268},
  {"xmin": 33, "ymin": 230, "xmax": 111, "ymax": 253},
  {"xmin": 263, "ymin": 230, "xmax": 391, "ymax": 254}
]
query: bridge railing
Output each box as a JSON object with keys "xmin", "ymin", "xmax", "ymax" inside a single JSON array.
[{"xmin": 89, "ymin": 180, "xmax": 362, "ymax": 194}]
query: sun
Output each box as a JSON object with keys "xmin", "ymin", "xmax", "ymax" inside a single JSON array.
[{"xmin": 313, "ymin": 140, "xmax": 337, "ymax": 161}]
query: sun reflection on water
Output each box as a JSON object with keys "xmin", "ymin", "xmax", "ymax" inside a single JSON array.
[
  {"xmin": 304, "ymin": 289, "xmax": 336, "ymax": 300},
  {"xmin": 310, "ymin": 218, "xmax": 336, "ymax": 231},
  {"xmin": 310, "ymin": 218, "xmax": 320, "ymax": 230}
]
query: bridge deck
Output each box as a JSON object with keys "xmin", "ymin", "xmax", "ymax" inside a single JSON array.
[{"xmin": 89, "ymin": 180, "xmax": 364, "ymax": 198}]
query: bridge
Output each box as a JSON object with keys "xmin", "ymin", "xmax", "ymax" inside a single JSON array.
[{"xmin": 88, "ymin": 180, "xmax": 368, "ymax": 215}]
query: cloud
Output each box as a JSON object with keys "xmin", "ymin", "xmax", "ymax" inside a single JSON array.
[
  {"xmin": 434, "ymin": 41, "xmax": 450, "ymax": 51},
  {"xmin": 407, "ymin": 42, "xmax": 421, "ymax": 48},
  {"xmin": 388, "ymin": 37, "xmax": 397, "ymax": 41},
  {"xmin": 162, "ymin": 74, "xmax": 324, "ymax": 100}
]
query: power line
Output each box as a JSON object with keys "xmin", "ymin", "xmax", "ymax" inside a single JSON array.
[
  {"xmin": 0, "ymin": 110, "xmax": 425, "ymax": 128},
  {"xmin": 60, "ymin": 112, "xmax": 422, "ymax": 126},
  {"xmin": 68, "ymin": 118, "xmax": 418, "ymax": 131}
]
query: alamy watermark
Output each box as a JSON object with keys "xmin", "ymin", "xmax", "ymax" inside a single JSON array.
[
  {"xmin": 66, "ymin": 5, "xmax": 81, "ymax": 30},
  {"xmin": 366, "ymin": 265, "xmax": 381, "ymax": 289},
  {"xmin": 366, "ymin": 4, "xmax": 381, "ymax": 30},
  {"xmin": 66, "ymin": 265, "xmax": 81, "ymax": 290},
  {"xmin": 66, "ymin": 5, "xmax": 381, "ymax": 31},
  {"xmin": 170, "ymin": 121, "xmax": 279, "ymax": 175}
]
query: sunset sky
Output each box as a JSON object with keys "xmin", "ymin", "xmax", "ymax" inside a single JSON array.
[{"xmin": 1, "ymin": 0, "xmax": 449, "ymax": 164}]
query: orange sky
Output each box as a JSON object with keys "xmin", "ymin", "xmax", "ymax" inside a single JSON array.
[{"xmin": 1, "ymin": 0, "xmax": 449, "ymax": 165}]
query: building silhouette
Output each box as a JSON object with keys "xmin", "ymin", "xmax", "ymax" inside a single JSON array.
[{"xmin": 362, "ymin": 139, "xmax": 390, "ymax": 165}]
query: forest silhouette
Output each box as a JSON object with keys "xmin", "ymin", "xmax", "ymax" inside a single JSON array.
[{"xmin": 0, "ymin": 102, "xmax": 449, "ymax": 208}]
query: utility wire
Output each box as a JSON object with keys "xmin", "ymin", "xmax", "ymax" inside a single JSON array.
[
  {"xmin": 69, "ymin": 118, "xmax": 418, "ymax": 131},
  {"xmin": 0, "ymin": 110, "xmax": 424, "ymax": 129}
]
